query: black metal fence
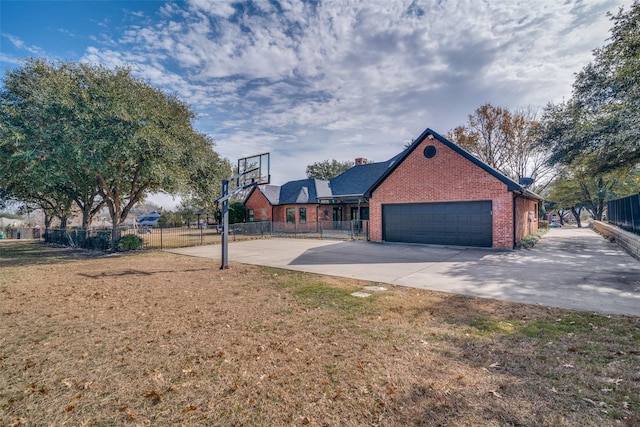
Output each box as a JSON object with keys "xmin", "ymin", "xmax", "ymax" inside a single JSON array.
[
  {"xmin": 270, "ymin": 220, "xmax": 369, "ymax": 240},
  {"xmin": 44, "ymin": 228, "xmax": 115, "ymax": 251},
  {"xmin": 607, "ymin": 193, "xmax": 640, "ymax": 235},
  {"xmin": 42, "ymin": 226, "xmax": 226, "ymax": 251},
  {"xmin": 0, "ymin": 227, "xmax": 42, "ymax": 240},
  {"xmin": 34, "ymin": 220, "xmax": 369, "ymax": 251}
]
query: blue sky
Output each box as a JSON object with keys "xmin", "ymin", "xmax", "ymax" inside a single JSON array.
[{"xmin": 0, "ymin": 0, "xmax": 630, "ymax": 207}]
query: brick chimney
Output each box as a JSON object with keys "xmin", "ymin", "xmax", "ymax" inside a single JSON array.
[{"xmin": 355, "ymin": 157, "xmax": 368, "ymax": 165}]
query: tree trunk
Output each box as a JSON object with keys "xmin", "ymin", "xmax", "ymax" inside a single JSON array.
[
  {"xmin": 110, "ymin": 218, "xmax": 124, "ymax": 252},
  {"xmin": 571, "ymin": 207, "xmax": 582, "ymax": 228},
  {"xmin": 81, "ymin": 208, "xmax": 90, "ymax": 230},
  {"xmin": 558, "ymin": 210, "xmax": 567, "ymax": 225},
  {"xmin": 595, "ymin": 200, "xmax": 605, "ymax": 221}
]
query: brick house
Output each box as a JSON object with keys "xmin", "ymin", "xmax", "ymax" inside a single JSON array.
[
  {"xmin": 244, "ymin": 128, "xmax": 541, "ymax": 248},
  {"xmin": 244, "ymin": 159, "xmax": 397, "ymax": 228},
  {"xmin": 244, "ymin": 178, "xmax": 332, "ymax": 231}
]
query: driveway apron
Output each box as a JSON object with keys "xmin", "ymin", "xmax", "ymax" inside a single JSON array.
[{"xmin": 167, "ymin": 227, "xmax": 640, "ymax": 316}]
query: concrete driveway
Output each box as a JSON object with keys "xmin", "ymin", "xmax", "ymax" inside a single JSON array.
[{"xmin": 168, "ymin": 227, "xmax": 640, "ymax": 316}]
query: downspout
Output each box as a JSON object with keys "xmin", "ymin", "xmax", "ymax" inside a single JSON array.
[
  {"xmin": 364, "ymin": 197, "xmax": 370, "ymax": 241},
  {"xmin": 512, "ymin": 191, "xmax": 523, "ymax": 249}
]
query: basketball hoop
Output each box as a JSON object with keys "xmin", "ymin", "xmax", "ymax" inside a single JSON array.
[{"xmin": 217, "ymin": 153, "xmax": 270, "ymax": 269}]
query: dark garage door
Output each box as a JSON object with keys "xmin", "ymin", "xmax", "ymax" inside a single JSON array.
[{"xmin": 382, "ymin": 201, "xmax": 493, "ymax": 247}]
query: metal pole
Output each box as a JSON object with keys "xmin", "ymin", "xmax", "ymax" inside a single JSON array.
[{"xmin": 221, "ymin": 179, "xmax": 229, "ymax": 269}]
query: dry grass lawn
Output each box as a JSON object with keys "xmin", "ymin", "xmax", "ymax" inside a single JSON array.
[{"xmin": 1, "ymin": 241, "xmax": 639, "ymax": 426}]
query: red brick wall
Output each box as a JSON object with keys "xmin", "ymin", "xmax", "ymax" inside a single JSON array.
[
  {"xmin": 515, "ymin": 197, "xmax": 539, "ymax": 243},
  {"xmin": 244, "ymin": 188, "xmax": 363, "ymax": 226},
  {"xmin": 273, "ymin": 204, "xmax": 324, "ymax": 224},
  {"xmin": 316, "ymin": 206, "xmax": 333, "ymax": 222},
  {"xmin": 369, "ymin": 138, "xmax": 515, "ymax": 248},
  {"xmin": 244, "ymin": 189, "xmax": 272, "ymax": 222}
]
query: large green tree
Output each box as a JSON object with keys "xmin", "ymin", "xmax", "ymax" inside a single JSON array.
[
  {"xmin": 179, "ymin": 139, "xmax": 232, "ymax": 213},
  {"xmin": 306, "ymin": 159, "xmax": 354, "ymax": 180},
  {"xmin": 0, "ymin": 59, "xmax": 94, "ymax": 228},
  {"xmin": 546, "ymin": 159, "xmax": 640, "ymax": 222},
  {"xmin": 1, "ymin": 59, "xmax": 230, "ymax": 248},
  {"xmin": 539, "ymin": 1, "xmax": 640, "ymax": 173}
]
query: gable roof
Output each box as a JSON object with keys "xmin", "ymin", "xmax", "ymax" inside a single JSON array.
[
  {"xmin": 365, "ymin": 128, "xmax": 541, "ymax": 199},
  {"xmin": 246, "ymin": 179, "xmax": 332, "ymax": 205},
  {"xmin": 328, "ymin": 156, "xmax": 399, "ymax": 197},
  {"xmin": 244, "ymin": 184, "xmax": 280, "ymax": 205},
  {"xmin": 261, "ymin": 184, "xmax": 281, "ymax": 204},
  {"xmin": 280, "ymin": 178, "xmax": 332, "ymax": 204},
  {"xmin": 246, "ymin": 127, "xmax": 541, "ymax": 206}
]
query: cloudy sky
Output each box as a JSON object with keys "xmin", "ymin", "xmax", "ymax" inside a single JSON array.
[{"xmin": 0, "ymin": 0, "xmax": 630, "ymax": 206}]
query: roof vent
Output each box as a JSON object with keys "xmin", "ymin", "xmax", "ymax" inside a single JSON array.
[{"xmin": 519, "ymin": 177, "xmax": 535, "ymax": 189}]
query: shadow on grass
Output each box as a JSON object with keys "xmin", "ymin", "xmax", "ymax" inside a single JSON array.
[
  {"xmin": 77, "ymin": 267, "xmax": 211, "ymax": 279},
  {"xmin": 0, "ymin": 240, "xmax": 105, "ymax": 268}
]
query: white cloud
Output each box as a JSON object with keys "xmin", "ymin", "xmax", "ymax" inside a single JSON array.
[
  {"xmin": 73, "ymin": 0, "xmax": 627, "ymax": 183},
  {"xmin": 2, "ymin": 34, "xmax": 45, "ymax": 56},
  {"xmin": 0, "ymin": 52, "xmax": 21, "ymax": 65},
  {"xmin": 186, "ymin": 0, "xmax": 237, "ymax": 19}
]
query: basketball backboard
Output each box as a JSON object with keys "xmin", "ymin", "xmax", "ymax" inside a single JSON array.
[
  {"xmin": 237, "ymin": 152, "xmax": 270, "ymax": 188},
  {"xmin": 220, "ymin": 152, "xmax": 270, "ymax": 269}
]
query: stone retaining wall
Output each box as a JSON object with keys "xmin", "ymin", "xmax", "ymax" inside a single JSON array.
[{"xmin": 592, "ymin": 220, "xmax": 640, "ymax": 260}]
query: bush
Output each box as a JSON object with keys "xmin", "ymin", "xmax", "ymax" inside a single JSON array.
[
  {"xmin": 515, "ymin": 228, "xmax": 549, "ymax": 249},
  {"xmin": 116, "ymin": 234, "xmax": 144, "ymax": 252},
  {"xmin": 84, "ymin": 235, "xmax": 111, "ymax": 251},
  {"xmin": 539, "ymin": 220, "xmax": 549, "ymax": 229}
]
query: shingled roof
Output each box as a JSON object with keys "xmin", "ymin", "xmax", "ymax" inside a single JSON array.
[
  {"xmin": 247, "ymin": 127, "xmax": 540, "ymax": 206},
  {"xmin": 248, "ymin": 179, "xmax": 333, "ymax": 205},
  {"xmin": 246, "ymin": 158, "xmax": 395, "ymax": 206},
  {"xmin": 328, "ymin": 156, "xmax": 399, "ymax": 197}
]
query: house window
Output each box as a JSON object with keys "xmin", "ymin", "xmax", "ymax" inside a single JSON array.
[
  {"xmin": 261, "ymin": 208, "xmax": 266, "ymax": 220},
  {"xmin": 360, "ymin": 207, "xmax": 370, "ymax": 220},
  {"xmin": 299, "ymin": 207, "xmax": 307, "ymax": 224},
  {"xmin": 248, "ymin": 209, "xmax": 254, "ymax": 222},
  {"xmin": 286, "ymin": 208, "xmax": 295, "ymax": 224},
  {"xmin": 350, "ymin": 207, "xmax": 370, "ymax": 221}
]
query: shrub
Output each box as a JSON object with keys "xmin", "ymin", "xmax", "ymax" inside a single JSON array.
[
  {"xmin": 116, "ymin": 234, "xmax": 144, "ymax": 252},
  {"xmin": 85, "ymin": 235, "xmax": 111, "ymax": 251},
  {"xmin": 515, "ymin": 228, "xmax": 549, "ymax": 249},
  {"xmin": 539, "ymin": 220, "xmax": 549, "ymax": 229}
]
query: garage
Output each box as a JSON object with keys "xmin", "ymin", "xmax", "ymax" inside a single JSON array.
[{"xmin": 382, "ymin": 201, "xmax": 493, "ymax": 247}]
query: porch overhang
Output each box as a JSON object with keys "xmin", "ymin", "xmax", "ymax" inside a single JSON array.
[{"xmin": 316, "ymin": 195, "xmax": 369, "ymax": 205}]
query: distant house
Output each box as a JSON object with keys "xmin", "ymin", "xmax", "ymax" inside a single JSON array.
[
  {"xmin": 136, "ymin": 211, "xmax": 162, "ymax": 227},
  {"xmin": 546, "ymin": 210, "xmax": 575, "ymax": 223},
  {"xmin": 244, "ymin": 128, "xmax": 542, "ymax": 248}
]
